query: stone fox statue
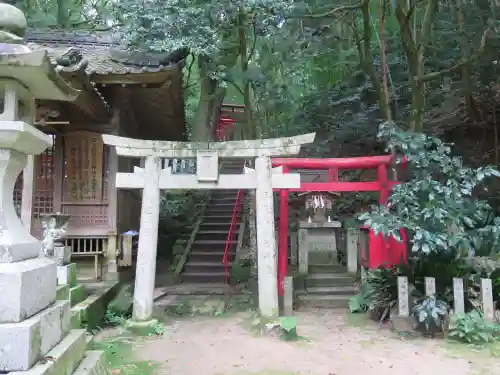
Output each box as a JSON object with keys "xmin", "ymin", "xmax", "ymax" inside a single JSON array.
[{"xmin": 41, "ymin": 214, "xmax": 69, "ymax": 257}]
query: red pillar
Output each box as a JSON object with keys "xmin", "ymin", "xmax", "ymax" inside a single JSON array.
[
  {"xmin": 377, "ymin": 164, "xmax": 389, "ymax": 204},
  {"xmin": 278, "ymin": 166, "xmax": 289, "ymax": 297}
]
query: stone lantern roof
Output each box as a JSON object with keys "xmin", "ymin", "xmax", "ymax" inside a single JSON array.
[{"xmin": 0, "ymin": 3, "xmax": 79, "ymax": 102}]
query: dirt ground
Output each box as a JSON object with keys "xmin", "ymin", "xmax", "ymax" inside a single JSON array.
[{"xmin": 115, "ymin": 309, "xmax": 500, "ymax": 375}]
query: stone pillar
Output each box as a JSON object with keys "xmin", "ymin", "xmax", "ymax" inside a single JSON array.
[
  {"xmin": 255, "ymin": 155, "xmax": 279, "ymax": 318},
  {"xmin": 131, "ymin": 155, "xmax": 161, "ymax": 324},
  {"xmin": 106, "ymin": 235, "xmax": 119, "ymax": 281},
  {"xmin": 346, "ymin": 228, "xmax": 359, "ymax": 274},
  {"xmin": 290, "ymin": 232, "xmax": 298, "ymax": 266},
  {"xmin": 298, "ymin": 228, "xmax": 308, "ymax": 273}
]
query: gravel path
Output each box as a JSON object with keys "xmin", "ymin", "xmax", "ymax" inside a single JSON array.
[{"xmin": 132, "ymin": 310, "xmax": 500, "ymax": 375}]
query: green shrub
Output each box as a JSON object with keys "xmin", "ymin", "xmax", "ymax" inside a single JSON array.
[{"xmin": 448, "ymin": 310, "xmax": 500, "ymax": 343}]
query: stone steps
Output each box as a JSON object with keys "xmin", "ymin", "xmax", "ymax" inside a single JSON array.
[
  {"xmin": 189, "ymin": 251, "xmax": 234, "ymax": 262},
  {"xmin": 182, "ymin": 186, "xmax": 243, "ymax": 285},
  {"xmin": 196, "ymin": 231, "xmax": 238, "ymax": 241},
  {"xmin": 72, "ymin": 350, "xmax": 107, "ymax": 375},
  {"xmin": 296, "ymin": 294, "xmax": 350, "ymax": 308},
  {"xmin": 305, "ymin": 273, "xmax": 354, "ymax": 287},
  {"xmin": 295, "ymin": 263, "xmax": 357, "ymax": 309},
  {"xmin": 297, "ymin": 286, "xmax": 357, "ymax": 296},
  {"xmin": 182, "ymin": 271, "xmax": 227, "ymax": 283},
  {"xmin": 9, "ymin": 329, "xmax": 88, "ymax": 375}
]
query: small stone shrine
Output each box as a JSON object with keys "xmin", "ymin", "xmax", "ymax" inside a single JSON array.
[
  {"xmin": 297, "ymin": 192, "xmax": 342, "ymax": 272},
  {"xmin": 0, "ymin": 4, "xmax": 106, "ymax": 375}
]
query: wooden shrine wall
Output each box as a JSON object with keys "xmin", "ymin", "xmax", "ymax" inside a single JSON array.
[
  {"xmin": 13, "ymin": 131, "xmax": 113, "ymax": 239},
  {"xmin": 60, "ymin": 131, "xmax": 111, "ymax": 236}
]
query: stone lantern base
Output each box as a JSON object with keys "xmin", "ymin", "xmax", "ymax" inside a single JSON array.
[{"xmin": 0, "ymin": 4, "xmax": 105, "ymax": 375}]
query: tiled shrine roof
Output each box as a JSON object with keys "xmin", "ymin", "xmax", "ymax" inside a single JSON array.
[{"xmin": 26, "ymin": 30, "xmax": 187, "ymax": 77}]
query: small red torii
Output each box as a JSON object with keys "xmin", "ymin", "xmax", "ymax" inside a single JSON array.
[{"xmin": 271, "ymin": 155, "xmax": 408, "ymax": 296}]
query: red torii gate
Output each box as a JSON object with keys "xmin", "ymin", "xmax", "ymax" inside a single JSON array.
[{"xmin": 271, "ymin": 155, "xmax": 407, "ymax": 296}]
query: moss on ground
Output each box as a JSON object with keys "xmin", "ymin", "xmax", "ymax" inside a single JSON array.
[{"xmin": 92, "ymin": 335, "xmax": 159, "ymax": 375}]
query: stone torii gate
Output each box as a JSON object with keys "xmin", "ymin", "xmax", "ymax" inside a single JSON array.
[{"xmin": 102, "ymin": 133, "xmax": 315, "ymax": 328}]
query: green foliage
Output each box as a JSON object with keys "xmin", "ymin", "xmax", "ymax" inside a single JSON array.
[
  {"xmin": 448, "ymin": 310, "xmax": 500, "ymax": 344},
  {"xmin": 359, "ymin": 123, "xmax": 500, "ymax": 255},
  {"xmin": 279, "ymin": 316, "xmax": 299, "ymax": 341},
  {"xmin": 92, "ymin": 337, "xmax": 158, "ymax": 375},
  {"xmin": 229, "ymin": 258, "xmax": 252, "ymax": 285},
  {"xmin": 412, "ymin": 296, "xmax": 448, "ymax": 334}
]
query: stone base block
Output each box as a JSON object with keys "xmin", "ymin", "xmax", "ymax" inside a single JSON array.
[
  {"xmin": 9, "ymin": 329, "xmax": 87, "ymax": 375},
  {"xmin": 125, "ymin": 318, "xmax": 159, "ymax": 336},
  {"xmin": 0, "ymin": 237, "xmax": 41, "ymax": 263},
  {"xmin": 0, "ymin": 257, "xmax": 56, "ymax": 323},
  {"xmin": 70, "ymin": 285, "xmax": 86, "ymax": 307},
  {"xmin": 390, "ymin": 316, "xmax": 415, "ymax": 333},
  {"xmin": 57, "ymin": 263, "xmax": 77, "ymax": 287},
  {"xmin": 71, "ymin": 281, "xmax": 120, "ymax": 330},
  {"xmin": 53, "ymin": 246, "xmax": 72, "ymax": 266},
  {"xmin": 0, "ymin": 301, "xmax": 70, "ymax": 371},
  {"xmin": 73, "ymin": 350, "xmax": 107, "ymax": 375},
  {"xmin": 56, "ymin": 284, "xmax": 70, "ymax": 301}
]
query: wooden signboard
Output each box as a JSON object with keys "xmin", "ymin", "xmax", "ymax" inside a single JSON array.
[{"xmin": 64, "ymin": 131, "xmax": 104, "ymax": 202}]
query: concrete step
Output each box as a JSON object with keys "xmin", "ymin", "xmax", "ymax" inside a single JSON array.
[
  {"xmin": 182, "ymin": 272, "xmax": 227, "ymax": 283},
  {"xmin": 11, "ymin": 329, "xmax": 88, "ymax": 375},
  {"xmin": 205, "ymin": 209, "xmax": 239, "ymax": 216},
  {"xmin": 305, "ymin": 273, "xmax": 354, "ymax": 287},
  {"xmin": 297, "ymin": 286, "xmax": 358, "ymax": 296},
  {"xmin": 72, "ymin": 350, "xmax": 107, "ymax": 375},
  {"xmin": 189, "ymin": 251, "xmax": 234, "ymax": 262},
  {"xmin": 296, "ymin": 294, "xmax": 349, "ymax": 308},
  {"xmin": 201, "ymin": 215, "xmax": 240, "ymax": 223},
  {"xmin": 210, "ymin": 198, "xmax": 238, "ymax": 204},
  {"xmin": 199, "ymin": 222, "xmax": 240, "ymax": 231},
  {"xmin": 191, "ymin": 240, "xmax": 237, "ymax": 252},
  {"xmin": 196, "ymin": 231, "xmax": 237, "ymax": 242},
  {"xmin": 308, "ymin": 264, "xmax": 347, "ymax": 274},
  {"xmin": 183, "ymin": 261, "xmax": 229, "ymax": 273}
]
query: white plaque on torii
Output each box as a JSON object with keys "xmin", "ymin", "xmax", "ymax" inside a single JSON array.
[{"xmin": 196, "ymin": 150, "xmax": 218, "ymax": 182}]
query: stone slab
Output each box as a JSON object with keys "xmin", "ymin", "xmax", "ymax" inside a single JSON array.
[
  {"xmin": 53, "ymin": 246, "xmax": 71, "ymax": 266},
  {"xmin": 71, "ymin": 281, "xmax": 120, "ymax": 330},
  {"xmin": 0, "ymin": 301, "xmax": 70, "ymax": 371},
  {"xmin": 56, "ymin": 284, "xmax": 69, "ymax": 301},
  {"xmin": 0, "ymin": 238, "xmax": 41, "ymax": 263},
  {"xmin": 57, "ymin": 263, "xmax": 76, "ymax": 287},
  {"xmin": 0, "ymin": 257, "xmax": 56, "ymax": 323},
  {"xmin": 72, "ymin": 350, "xmax": 107, "ymax": 375},
  {"xmin": 70, "ymin": 284, "xmax": 86, "ymax": 307},
  {"xmin": 9, "ymin": 329, "xmax": 87, "ymax": 375}
]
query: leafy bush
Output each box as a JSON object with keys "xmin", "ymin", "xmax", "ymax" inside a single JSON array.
[
  {"xmin": 448, "ymin": 310, "xmax": 500, "ymax": 343},
  {"xmin": 412, "ymin": 296, "xmax": 448, "ymax": 335},
  {"xmin": 359, "ymin": 123, "xmax": 500, "ymax": 256}
]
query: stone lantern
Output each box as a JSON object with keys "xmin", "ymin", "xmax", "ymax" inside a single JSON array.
[{"xmin": 0, "ymin": 4, "xmax": 82, "ymax": 373}]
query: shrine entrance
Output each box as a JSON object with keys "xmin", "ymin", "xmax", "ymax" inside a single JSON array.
[
  {"xmin": 271, "ymin": 155, "xmax": 408, "ymax": 295},
  {"xmin": 102, "ymin": 132, "xmax": 315, "ymax": 326}
]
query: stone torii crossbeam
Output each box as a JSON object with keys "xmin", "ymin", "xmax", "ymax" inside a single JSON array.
[{"xmin": 102, "ymin": 133, "xmax": 315, "ymax": 328}]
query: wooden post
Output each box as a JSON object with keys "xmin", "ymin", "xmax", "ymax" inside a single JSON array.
[
  {"xmin": 424, "ymin": 277, "xmax": 436, "ymax": 297},
  {"xmin": 20, "ymin": 155, "xmax": 34, "ymax": 232},
  {"xmin": 452, "ymin": 278, "xmax": 465, "ymax": 314},
  {"xmin": 481, "ymin": 278, "xmax": 494, "ymax": 321}
]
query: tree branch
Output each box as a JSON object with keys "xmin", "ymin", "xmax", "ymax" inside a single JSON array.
[
  {"xmin": 292, "ymin": 0, "xmax": 368, "ymax": 19},
  {"xmin": 417, "ymin": 28, "xmax": 491, "ymax": 83}
]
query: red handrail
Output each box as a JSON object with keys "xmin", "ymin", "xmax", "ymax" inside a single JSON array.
[{"xmin": 222, "ymin": 189, "xmax": 244, "ymax": 283}]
